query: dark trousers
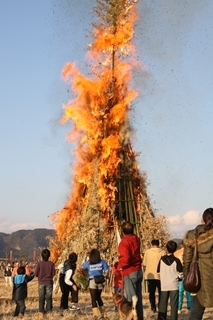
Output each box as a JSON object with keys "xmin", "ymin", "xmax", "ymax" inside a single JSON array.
[
  {"xmin": 14, "ymin": 300, "xmax": 26, "ymax": 317},
  {"xmin": 189, "ymin": 296, "xmax": 205, "ymax": 320},
  {"xmin": 147, "ymin": 279, "xmax": 161, "ymax": 311},
  {"xmin": 59, "ymin": 275, "xmax": 78, "ymax": 309},
  {"xmin": 38, "ymin": 283, "xmax": 53, "ymax": 313},
  {"xmin": 157, "ymin": 290, "xmax": 178, "ymax": 320},
  {"xmin": 89, "ymin": 288, "xmax": 103, "ymax": 308}
]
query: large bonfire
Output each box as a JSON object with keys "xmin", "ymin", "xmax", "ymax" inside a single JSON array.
[{"xmin": 50, "ymin": 0, "xmax": 169, "ymax": 264}]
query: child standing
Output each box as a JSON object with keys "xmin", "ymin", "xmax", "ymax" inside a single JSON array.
[
  {"xmin": 34, "ymin": 248, "xmax": 55, "ymax": 318},
  {"xmin": 157, "ymin": 240, "xmax": 183, "ymax": 320},
  {"xmin": 112, "ymin": 261, "xmax": 123, "ymax": 294},
  {"xmin": 174, "ymin": 241, "xmax": 193, "ymax": 314},
  {"xmin": 12, "ymin": 266, "xmax": 34, "ymax": 318},
  {"xmin": 111, "ymin": 261, "xmax": 123, "ymax": 311}
]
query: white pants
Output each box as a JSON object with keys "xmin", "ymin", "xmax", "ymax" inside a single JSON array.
[{"xmin": 4, "ymin": 276, "xmax": 12, "ymax": 287}]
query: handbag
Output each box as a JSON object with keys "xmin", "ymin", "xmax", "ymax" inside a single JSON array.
[
  {"xmin": 183, "ymin": 228, "xmax": 201, "ymax": 293},
  {"xmin": 94, "ymin": 275, "xmax": 105, "ymax": 284}
]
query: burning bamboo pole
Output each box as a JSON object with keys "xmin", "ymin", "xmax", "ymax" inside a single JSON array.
[{"xmin": 50, "ymin": 0, "xmax": 169, "ymax": 265}]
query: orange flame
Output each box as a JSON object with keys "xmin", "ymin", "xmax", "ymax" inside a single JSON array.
[{"xmin": 52, "ymin": 1, "xmax": 143, "ymax": 258}]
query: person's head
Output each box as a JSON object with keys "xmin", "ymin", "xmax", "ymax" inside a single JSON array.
[
  {"xmin": 202, "ymin": 208, "xmax": 213, "ymax": 228},
  {"xmin": 166, "ymin": 240, "xmax": 177, "ymax": 254},
  {"xmin": 89, "ymin": 249, "xmax": 101, "ymax": 264},
  {"xmin": 122, "ymin": 221, "xmax": 134, "ymax": 235},
  {"xmin": 151, "ymin": 239, "xmax": 160, "ymax": 247},
  {"xmin": 68, "ymin": 252, "xmax": 78, "ymax": 264},
  {"xmin": 41, "ymin": 248, "xmax": 50, "ymax": 261},
  {"xmin": 17, "ymin": 266, "xmax": 26, "ymax": 275}
]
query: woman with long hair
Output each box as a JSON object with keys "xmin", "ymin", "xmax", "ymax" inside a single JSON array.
[
  {"xmin": 183, "ymin": 207, "xmax": 213, "ymax": 320},
  {"xmin": 82, "ymin": 249, "xmax": 109, "ymax": 319}
]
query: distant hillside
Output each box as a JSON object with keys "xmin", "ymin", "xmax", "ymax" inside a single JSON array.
[{"xmin": 0, "ymin": 228, "xmax": 55, "ymax": 261}]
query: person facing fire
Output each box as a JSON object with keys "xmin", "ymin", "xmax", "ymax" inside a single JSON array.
[
  {"xmin": 82, "ymin": 248, "xmax": 109, "ymax": 319},
  {"xmin": 112, "ymin": 261, "xmax": 123, "ymax": 294},
  {"xmin": 143, "ymin": 239, "xmax": 164, "ymax": 313},
  {"xmin": 117, "ymin": 221, "xmax": 143, "ymax": 320},
  {"xmin": 34, "ymin": 248, "xmax": 55, "ymax": 318},
  {"xmin": 57, "ymin": 252, "xmax": 80, "ymax": 311}
]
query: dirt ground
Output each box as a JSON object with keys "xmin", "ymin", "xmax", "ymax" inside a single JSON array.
[{"xmin": 0, "ymin": 274, "xmax": 212, "ymax": 320}]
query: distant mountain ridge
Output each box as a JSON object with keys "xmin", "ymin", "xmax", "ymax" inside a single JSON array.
[{"xmin": 0, "ymin": 228, "xmax": 55, "ymax": 261}]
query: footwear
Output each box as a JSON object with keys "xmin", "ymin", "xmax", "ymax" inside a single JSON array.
[
  {"xmin": 92, "ymin": 307, "xmax": 100, "ymax": 319},
  {"xmin": 178, "ymin": 310, "xmax": 181, "ymax": 314},
  {"xmin": 99, "ymin": 306, "xmax": 107, "ymax": 318},
  {"xmin": 69, "ymin": 305, "xmax": 80, "ymax": 311},
  {"xmin": 39, "ymin": 312, "xmax": 44, "ymax": 319}
]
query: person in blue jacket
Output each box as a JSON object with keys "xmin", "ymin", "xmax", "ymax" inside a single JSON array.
[
  {"xmin": 82, "ymin": 249, "xmax": 109, "ymax": 319},
  {"xmin": 12, "ymin": 265, "xmax": 34, "ymax": 318}
]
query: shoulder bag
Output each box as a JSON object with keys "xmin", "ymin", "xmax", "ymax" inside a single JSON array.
[
  {"xmin": 183, "ymin": 228, "xmax": 201, "ymax": 293},
  {"xmin": 94, "ymin": 275, "xmax": 105, "ymax": 284}
]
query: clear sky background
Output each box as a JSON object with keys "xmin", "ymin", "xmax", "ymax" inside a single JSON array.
[{"xmin": 0, "ymin": 0, "xmax": 212, "ymax": 238}]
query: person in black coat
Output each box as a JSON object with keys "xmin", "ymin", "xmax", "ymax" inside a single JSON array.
[
  {"xmin": 12, "ymin": 266, "xmax": 34, "ymax": 318},
  {"xmin": 57, "ymin": 252, "xmax": 79, "ymax": 311}
]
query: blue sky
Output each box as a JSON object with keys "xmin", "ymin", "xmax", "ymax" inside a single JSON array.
[{"xmin": 0, "ymin": 0, "xmax": 212, "ymax": 238}]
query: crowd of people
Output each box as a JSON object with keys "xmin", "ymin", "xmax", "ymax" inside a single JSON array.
[
  {"xmin": 142, "ymin": 207, "xmax": 213, "ymax": 320},
  {"xmin": 1, "ymin": 208, "xmax": 213, "ymax": 319}
]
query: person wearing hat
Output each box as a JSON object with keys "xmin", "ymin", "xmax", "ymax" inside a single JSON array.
[{"xmin": 57, "ymin": 252, "xmax": 80, "ymax": 311}]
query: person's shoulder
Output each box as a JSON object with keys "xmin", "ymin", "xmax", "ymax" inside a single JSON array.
[
  {"xmin": 45, "ymin": 260, "xmax": 54, "ymax": 267},
  {"xmin": 101, "ymin": 259, "xmax": 108, "ymax": 264},
  {"xmin": 130, "ymin": 233, "xmax": 140, "ymax": 241},
  {"xmin": 184, "ymin": 224, "xmax": 204, "ymax": 245},
  {"xmin": 153, "ymin": 247, "xmax": 164, "ymax": 253},
  {"xmin": 82, "ymin": 260, "xmax": 90, "ymax": 267},
  {"xmin": 101, "ymin": 259, "xmax": 109, "ymax": 269},
  {"xmin": 184, "ymin": 227, "xmax": 196, "ymax": 243},
  {"xmin": 160, "ymin": 254, "xmax": 167, "ymax": 262},
  {"xmin": 185, "ymin": 224, "xmax": 204, "ymax": 236},
  {"xmin": 173, "ymin": 255, "xmax": 181, "ymax": 263}
]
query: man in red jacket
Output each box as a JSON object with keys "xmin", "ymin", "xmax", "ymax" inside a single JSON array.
[{"xmin": 117, "ymin": 221, "xmax": 143, "ymax": 319}]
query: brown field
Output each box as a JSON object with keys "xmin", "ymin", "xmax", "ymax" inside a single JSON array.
[{"xmin": 0, "ymin": 274, "xmax": 212, "ymax": 320}]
